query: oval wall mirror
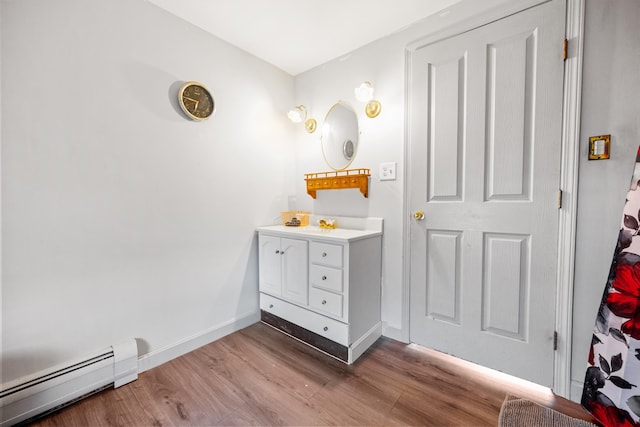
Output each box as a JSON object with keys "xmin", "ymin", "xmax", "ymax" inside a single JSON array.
[{"xmin": 321, "ymin": 101, "xmax": 359, "ymax": 170}]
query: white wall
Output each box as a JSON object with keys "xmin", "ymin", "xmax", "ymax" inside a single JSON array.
[
  {"xmin": 1, "ymin": 0, "xmax": 295, "ymax": 382},
  {"xmin": 570, "ymin": 0, "xmax": 640, "ymax": 401}
]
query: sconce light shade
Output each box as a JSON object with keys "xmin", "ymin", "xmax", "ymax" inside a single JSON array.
[
  {"xmin": 355, "ymin": 81, "xmax": 382, "ymax": 118},
  {"xmin": 288, "ymin": 105, "xmax": 307, "ymax": 123},
  {"xmin": 288, "ymin": 104, "xmax": 317, "ymax": 133},
  {"xmin": 355, "ymin": 81, "xmax": 374, "ymax": 102}
]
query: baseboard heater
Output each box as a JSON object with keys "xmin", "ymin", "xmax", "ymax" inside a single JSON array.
[{"xmin": 0, "ymin": 339, "xmax": 138, "ymax": 426}]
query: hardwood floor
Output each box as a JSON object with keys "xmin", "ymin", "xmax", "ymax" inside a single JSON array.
[{"xmin": 29, "ymin": 322, "xmax": 593, "ymax": 426}]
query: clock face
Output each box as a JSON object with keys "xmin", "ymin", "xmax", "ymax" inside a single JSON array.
[{"xmin": 178, "ymin": 82, "xmax": 215, "ymax": 121}]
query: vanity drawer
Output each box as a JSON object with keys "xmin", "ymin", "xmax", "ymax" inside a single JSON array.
[
  {"xmin": 310, "ymin": 242, "xmax": 343, "ymax": 268},
  {"xmin": 260, "ymin": 292, "xmax": 348, "ymax": 345},
  {"xmin": 310, "ymin": 264, "xmax": 343, "ymax": 293},
  {"xmin": 309, "ymin": 287, "xmax": 343, "ymax": 319}
]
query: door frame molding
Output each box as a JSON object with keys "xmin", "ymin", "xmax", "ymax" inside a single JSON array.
[
  {"xmin": 401, "ymin": 0, "xmax": 584, "ymax": 397},
  {"xmin": 554, "ymin": 0, "xmax": 585, "ymax": 398}
]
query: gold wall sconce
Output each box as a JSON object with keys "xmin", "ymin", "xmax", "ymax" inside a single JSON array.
[
  {"xmin": 287, "ymin": 105, "xmax": 317, "ymax": 133},
  {"xmin": 355, "ymin": 81, "xmax": 382, "ymax": 118}
]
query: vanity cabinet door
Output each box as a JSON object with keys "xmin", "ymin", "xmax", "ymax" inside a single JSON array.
[
  {"xmin": 281, "ymin": 238, "xmax": 309, "ymax": 305},
  {"xmin": 259, "ymin": 235, "xmax": 283, "ymax": 296},
  {"xmin": 259, "ymin": 234, "xmax": 308, "ymax": 305}
]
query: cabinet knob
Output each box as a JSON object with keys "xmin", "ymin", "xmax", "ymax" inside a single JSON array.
[
  {"xmin": 323, "ymin": 326, "xmax": 328, "ymax": 331},
  {"xmin": 275, "ymin": 250, "xmax": 280, "ymax": 254},
  {"xmin": 322, "ymin": 252, "xmax": 327, "ymax": 257},
  {"xmin": 269, "ymin": 304, "xmax": 274, "ymax": 309},
  {"xmin": 322, "ymin": 275, "xmax": 327, "ymax": 280},
  {"xmin": 322, "ymin": 300, "xmax": 327, "ymax": 305}
]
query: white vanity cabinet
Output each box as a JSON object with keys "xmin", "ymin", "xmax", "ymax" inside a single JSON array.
[{"xmin": 257, "ymin": 218, "xmax": 382, "ymax": 364}]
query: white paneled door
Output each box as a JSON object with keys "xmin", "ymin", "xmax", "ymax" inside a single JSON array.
[{"xmin": 408, "ymin": 0, "xmax": 565, "ymax": 386}]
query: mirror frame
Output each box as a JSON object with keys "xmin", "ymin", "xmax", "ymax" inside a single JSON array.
[{"xmin": 320, "ymin": 101, "xmax": 360, "ymax": 171}]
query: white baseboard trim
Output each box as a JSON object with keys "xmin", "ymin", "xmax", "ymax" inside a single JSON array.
[
  {"xmin": 350, "ymin": 322, "xmax": 382, "ymax": 363},
  {"xmin": 570, "ymin": 379, "xmax": 585, "ymax": 403},
  {"xmin": 137, "ymin": 310, "xmax": 260, "ymax": 374},
  {"xmin": 382, "ymin": 322, "xmax": 407, "ymax": 343}
]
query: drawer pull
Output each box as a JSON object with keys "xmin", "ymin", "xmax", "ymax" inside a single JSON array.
[
  {"xmin": 323, "ymin": 326, "xmax": 328, "ymax": 331},
  {"xmin": 322, "ymin": 252, "xmax": 327, "ymax": 257},
  {"xmin": 322, "ymin": 275, "xmax": 327, "ymax": 280},
  {"xmin": 322, "ymin": 300, "xmax": 327, "ymax": 305},
  {"xmin": 269, "ymin": 304, "xmax": 274, "ymax": 309}
]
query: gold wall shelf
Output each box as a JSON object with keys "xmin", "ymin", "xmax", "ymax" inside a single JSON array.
[{"xmin": 304, "ymin": 168, "xmax": 371, "ymax": 199}]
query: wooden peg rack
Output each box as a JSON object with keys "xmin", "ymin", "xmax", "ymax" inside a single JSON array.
[{"xmin": 304, "ymin": 168, "xmax": 370, "ymax": 199}]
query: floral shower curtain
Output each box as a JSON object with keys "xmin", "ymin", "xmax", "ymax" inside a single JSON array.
[{"xmin": 582, "ymin": 147, "xmax": 640, "ymax": 427}]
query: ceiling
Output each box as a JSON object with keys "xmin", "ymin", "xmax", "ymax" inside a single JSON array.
[{"xmin": 147, "ymin": 0, "xmax": 461, "ymax": 75}]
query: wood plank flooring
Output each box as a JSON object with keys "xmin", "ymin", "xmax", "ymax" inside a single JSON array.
[{"xmin": 29, "ymin": 322, "xmax": 593, "ymax": 426}]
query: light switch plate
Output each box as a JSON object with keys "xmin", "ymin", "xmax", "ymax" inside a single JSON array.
[{"xmin": 380, "ymin": 162, "xmax": 396, "ymax": 181}]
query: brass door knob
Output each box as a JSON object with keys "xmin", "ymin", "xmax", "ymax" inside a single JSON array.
[{"xmin": 414, "ymin": 210, "xmax": 425, "ymax": 221}]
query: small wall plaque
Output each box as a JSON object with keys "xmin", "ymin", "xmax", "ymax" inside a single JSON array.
[{"xmin": 589, "ymin": 134, "xmax": 611, "ymax": 160}]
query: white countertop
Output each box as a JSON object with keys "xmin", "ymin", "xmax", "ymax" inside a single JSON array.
[{"xmin": 257, "ymin": 216, "xmax": 383, "ymax": 243}]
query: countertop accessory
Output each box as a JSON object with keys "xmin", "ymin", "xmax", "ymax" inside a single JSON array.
[
  {"xmin": 281, "ymin": 211, "xmax": 310, "ymax": 227},
  {"xmin": 319, "ymin": 219, "xmax": 337, "ymax": 229}
]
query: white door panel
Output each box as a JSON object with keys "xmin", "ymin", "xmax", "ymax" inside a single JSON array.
[{"xmin": 409, "ymin": 0, "xmax": 565, "ymax": 386}]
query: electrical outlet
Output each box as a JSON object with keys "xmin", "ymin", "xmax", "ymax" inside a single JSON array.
[{"xmin": 380, "ymin": 162, "xmax": 396, "ymax": 181}]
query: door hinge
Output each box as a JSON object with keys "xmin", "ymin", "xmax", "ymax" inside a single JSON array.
[
  {"xmin": 563, "ymin": 38, "xmax": 568, "ymax": 61},
  {"xmin": 553, "ymin": 331, "xmax": 558, "ymax": 351},
  {"xmin": 558, "ymin": 189, "xmax": 563, "ymax": 209}
]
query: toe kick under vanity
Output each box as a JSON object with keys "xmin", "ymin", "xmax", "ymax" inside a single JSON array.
[{"xmin": 257, "ymin": 216, "xmax": 383, "ymax": 364}]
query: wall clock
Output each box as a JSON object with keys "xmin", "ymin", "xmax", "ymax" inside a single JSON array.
[{"xmin": 178, "ymin": 81, "xmax": 215, "ymax": 121}]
